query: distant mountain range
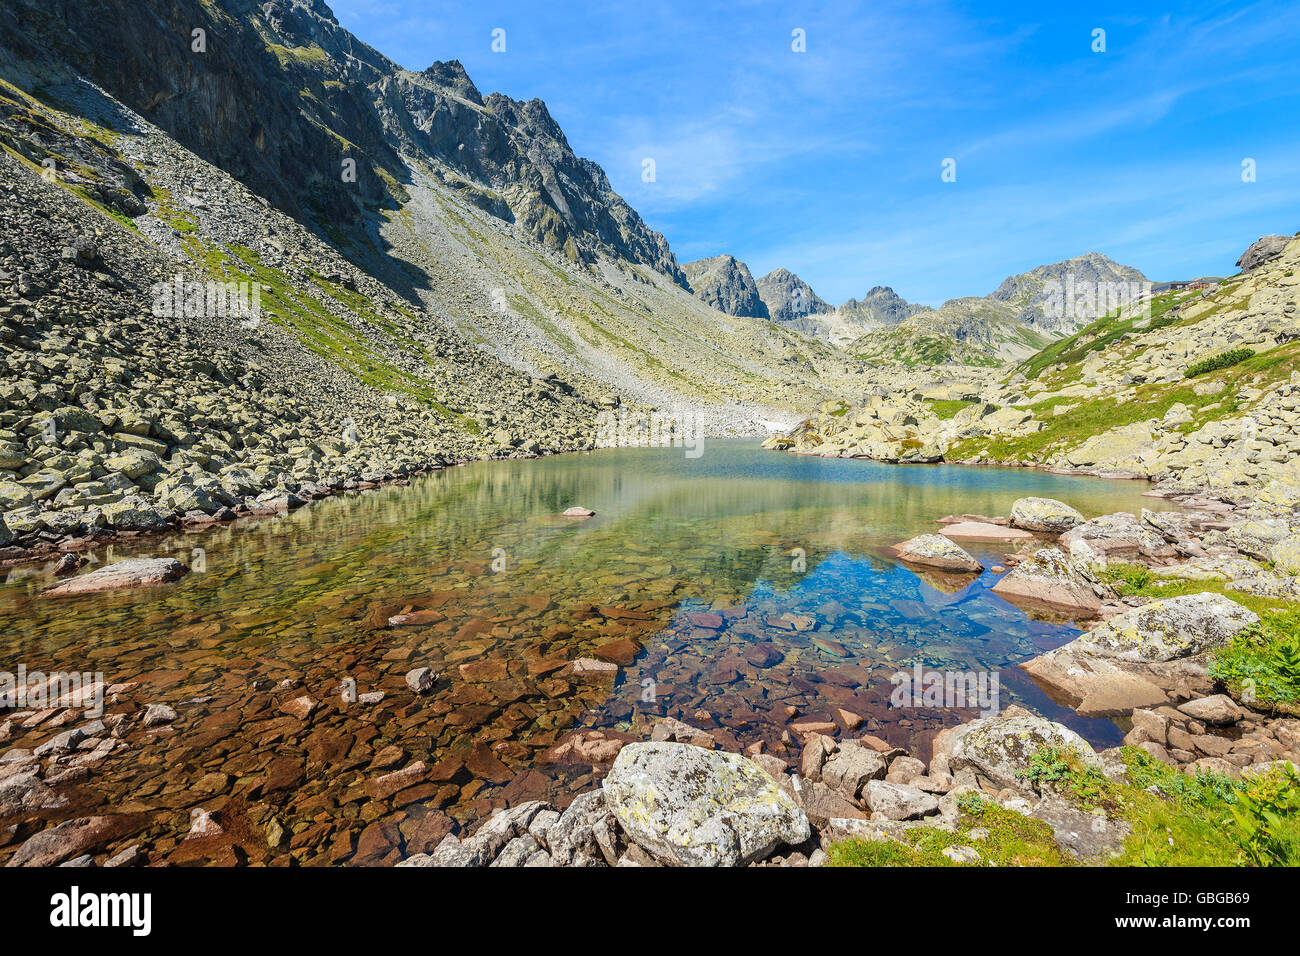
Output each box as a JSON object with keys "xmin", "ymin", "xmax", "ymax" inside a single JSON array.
[{"xmin": 683, "ymin": 250, "xmax": 1147, "ymax": 361}]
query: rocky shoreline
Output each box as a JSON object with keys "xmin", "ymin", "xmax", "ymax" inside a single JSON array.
[
  {"xmin": 396, "ymin": 491, "xmax": 1300, "ymax": 867},
  {"xmin": 4, "ymin": 483, "xmax": 1298, "ymax": 867}
]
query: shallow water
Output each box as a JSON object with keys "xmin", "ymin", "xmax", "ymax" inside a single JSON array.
[{"xmin": 0, "ymin": 442, "xmax": 1168, "ymax": 863}]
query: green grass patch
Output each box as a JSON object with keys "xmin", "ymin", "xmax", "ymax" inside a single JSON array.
[
  {"xmin": 1209, "ymin": 611, "xmax": 1300, "ymax": 714},
  {"xmin": 825, "ymin": 794, "xmax": 1073, "ymax": 867},
  {"xmin": 925, "ymin": 398, "xmax": 976, "ymax": 420}
]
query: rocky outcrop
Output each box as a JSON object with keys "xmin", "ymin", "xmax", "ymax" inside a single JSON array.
[
  {"xmin": 990, "ymin": 547, "xmax": 1112, "ymax": 613},
  {"xmin": 1077, "ymin": 593, "xmax": 1257, "ymax": 663},
  {"xmin": 889, "ymin": 533, "xmax": 983, "ymax": 573},
  {"xmin": 1061, "ymin": 512, "xmax": 1177, "ymax": 562},
  {"xmin": 682, "ymin": 255, "xmax": 768, "ymax": 318},
  {"xmin": 1236, "ymin": 234, "xmax": 1291, "ymax": 273},
  {"xmin": 1020, "ymin": 593, "xmax": 1258, "ymax": 717}
]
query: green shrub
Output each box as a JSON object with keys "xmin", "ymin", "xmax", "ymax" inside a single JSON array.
[
  {"xmin": 1209, "ymin": 615, "xmax": 1300, "ymax": 712},
  {"xmin": 1230, "ymin": 763, "xmax": 1300, "ymax": 866},
  {"xmin": 1185, "ymin": 347, "xmax": 1254, "ymax": 378}
]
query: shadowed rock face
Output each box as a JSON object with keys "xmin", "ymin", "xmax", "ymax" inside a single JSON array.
[
  {"xmin": 682, "ymin": 255, "xmax": 768, "ymax": 318},
  {"xmin": 0, "ymin": 0, "xmax": 686, "ymax": 284},
  {"xmin": 755, "ymin": 268, "xmax": 832, "ymax": 325}
]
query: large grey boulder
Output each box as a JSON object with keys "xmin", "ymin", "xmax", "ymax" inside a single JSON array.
[
  {"xmin": 1009, "ymin": 497, "xmax": 1083, "ymax": 534},
  {"xmin": 601, "ymin": 742, "xmax": 810, "ymax": 866},
  {"xmin": 1075, "ymin": 592, "xmax": 1257, "ymax": 663},
  {"xmin": 863, "ymin": 780, "xmax": 939, "ymax": 820},
  {"xmin": 1236, "ymin": 234, "xmax": 1291, "ymax": 273},
  {"xmin": 930, "ymin": 706, "xmax": 1099, "ymax": 791},
  {"xmin": 890, "ymin": 533, "xmax": 983, "ymax": 572}
]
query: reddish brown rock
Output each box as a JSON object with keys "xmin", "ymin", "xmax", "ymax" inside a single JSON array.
[
  {"xmin": 594, "ymin": 639, "xmax": 641, "ymax": 666},
  {"xmin": 6, "ymin": 815, "xmax": 142, "ymax": 867},
  {"xmin": 42, "ymin": 558, "xmax": 189, "ymax": 597},
  {"xmin": 687, "ymin": 612, "xmax": 724, "ymax": 629},
  {"xmin": 279, "ymin": 695, "xmax": 319, "ymax": 721},
  {"xmin": 365, "ymin": 761, "xmax": 429, "ymax": 800}
]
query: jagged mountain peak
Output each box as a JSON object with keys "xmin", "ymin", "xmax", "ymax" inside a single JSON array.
[
  {"xmin": 682, "ymin": 255, "xmax": 768, "ymax": 318},
  {"xmin": 755, "ymin": 268, "xmax": 832, "ymax": 323}
]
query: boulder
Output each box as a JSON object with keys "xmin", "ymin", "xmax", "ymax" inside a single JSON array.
[
  {"xmin": 1061, "ymin": 512, "xmax": 1176, "ymax": 561},
  {"xmin": 819, "ymin": 740, "xmax": 888, "ymax": 800},
  {"xmin": 1009, "ymin": 497, "xmax": 1083, "ymax": 534},
  {"xmin": 41, "ymin": 558, "xmax": 188, "ymax": 596},
  {"xmin": 990, "ymin": 547, "xmax": 1111, "ymax": 613},
  {"xmin": 601, "ymin": 742, "xmax": 810, "ymax": 866},
  {"xmin": 1176, "ymin": 694, "xmax": 1244, "ymax": 727},
  {"xmin": 930, "ymin": 707, "xmax": 1099, "ymax": 791},
  {"xmin": 1075, "ymin": 593, "xmax": 1257, "ymax": 663},
  {"xmin": 889, "ymin": 533, "xmax": 983, "ymax": 573},
  {"xmin": 1236, "ymin": 234, "xmax": 1291, "ymax": 272},
  {"xmin": 863, "ymin": 780, "xmax": 939, "ymax": 820}
]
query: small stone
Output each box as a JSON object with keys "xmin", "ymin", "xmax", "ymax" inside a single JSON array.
[
  {"xmin": 405, "ymin": 667, "xmax": 437, "ymax": 694},
  {"xmin": 141, "ymin": 704, "xmax": 176, "ymax": 727},
  {"xmin": 279, "ymin": 695, "xmax": 318, "ymax": 720}
]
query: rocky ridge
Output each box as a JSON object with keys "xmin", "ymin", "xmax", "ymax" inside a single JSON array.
[
  {"xmin": 768, "ymin": 232, "xmax": 1300, "ymax": 499},
  {"xmin": 682, "ymin": 254, "xmax": 768, "ymax": 318}
]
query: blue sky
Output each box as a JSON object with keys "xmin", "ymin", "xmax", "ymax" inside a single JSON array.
[{"xmin": 330, "ymin": 0, "xmax": 1300, "ymax": 307}]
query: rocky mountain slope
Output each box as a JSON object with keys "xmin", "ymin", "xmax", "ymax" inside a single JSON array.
[
  {"xmin": 768, "ymin": 233, "xmax": 1300, "ymax": 497},
  {"xmin": 0, "ymin": 0, "xmax": 858, "ymax": 422},
  {"xmin": 0, "ymin": 0, "xmax": 878, "ymax": 556},
  {"xmin": 682, "ymin": 254, "xmax": 767, "ymax": 318},
  {"xmin": 847, "ymin": 253, "xmax": 1147, "ymax": 365}
]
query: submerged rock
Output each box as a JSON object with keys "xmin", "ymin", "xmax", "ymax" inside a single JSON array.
[
  {"xmin": 601, "ymin": 742, "xmax": 810, "ymax": 866},
  {"xmin": 890, "ymin": 533, "xmax": 983, "ymax": 572},
  {"xmin": 41, "ymin": 557, "xmax": 189, "ymax": 596}
]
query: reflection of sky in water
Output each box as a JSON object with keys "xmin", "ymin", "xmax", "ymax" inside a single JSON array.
[
  {"xmin": 0, "ymin": 442, "xmax": 1158, "ymax": 831},
  {"xmin": 664, "ymin": 547, "xmax": 1124, "ymax": 748}
]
